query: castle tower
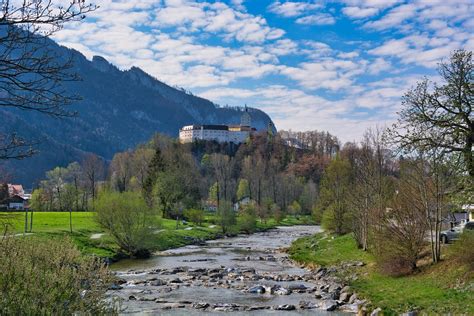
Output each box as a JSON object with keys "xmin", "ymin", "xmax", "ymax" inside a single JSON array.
[{"xmin": 241, "ymin": 105, "xmax": 251, "ymax": 127}]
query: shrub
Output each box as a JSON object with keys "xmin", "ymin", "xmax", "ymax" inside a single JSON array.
[
  {"xmin": 0, "ymin": 236, "xmax": 114, "ymax": 315},
  {"xmin": 95, "ymin": 191, "xmax": 159, "ymax": 257},
  {"xmin": 239, "ymin": 203, "xmax": 257, "ymax": 233},
  {"xmin": 184, "ymin": 208, "xmax": 205, "ymax": 226},
  {"xmin": 449, "ymin": 230, "xmax": 474, "ymax": 271},
  {"xmin": 321, "ymin": 206, "xmax": 352, "ymax": 235},
  {"xmin": 272, "ymin": 204, "xmax": 284, "ymax": 224},
  {"xmin": 217, "ymin": 200, "xmax": 236, "ymax": 234}
]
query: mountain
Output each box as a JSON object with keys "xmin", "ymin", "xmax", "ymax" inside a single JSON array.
[{"xmin": 0, "ymin": 39, "xmax": 275, "ymax": 187}]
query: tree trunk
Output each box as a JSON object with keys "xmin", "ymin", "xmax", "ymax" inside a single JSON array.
[
  {"xmin": 29, "ymin": 210, "xmax": 33, "ymax": 232},
  {"xmin": 24, "ymin": 209, "xmax": 28, "ymax": 234},
  {"xmin": 69, "ymin": 209, "xmax": 73, "ymax": 233}
]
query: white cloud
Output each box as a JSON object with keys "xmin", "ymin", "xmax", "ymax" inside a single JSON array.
[
  {"xmin": 280, "ymin": 58, "xmax": 365, "ymax": 91},
  {"xmin": 268, "ymin": 1, "xmax": 321, "ymax": 18},
  {"xmin": 49, "ymin": 0, "xmax": 474, "ymax": 141},
  {"xmin": 296, "ymin": 13, "xmax": 336, "ymax": 25},
  {"xmin": 342, "ymin": 6, "xmax": 378, "ymax": 18}
]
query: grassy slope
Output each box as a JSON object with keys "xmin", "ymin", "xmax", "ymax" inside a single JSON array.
[
  {"xmin": 1, "ymin": 212, "xmax": 313, "ymax": 259},
  {"xmin": 288, "ymin": 233, "xmax": 474, "ymax": 314}
]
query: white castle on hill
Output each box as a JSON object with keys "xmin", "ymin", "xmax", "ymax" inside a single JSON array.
[{"xmin": 179, "ymin": 106, "xmax": 256, "ymax": 144}]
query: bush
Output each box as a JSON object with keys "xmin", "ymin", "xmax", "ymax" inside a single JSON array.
[
  {"xmin": 321, "ymin": 206, "xmax": 352, "ymax": 235},
  {"xmin": 95, "ymin": 191, "xmax": 159, "ymax": 257},
  {"xmin": 272, "ymin": 204, "xmax": 284, "ymax": 223},
  {"xmin": 217, "ymin": 200, "xmax": 236, "ymax": 234},
  {"xmin": 239, "ymin": 203, "xmax": 257, "ymax": 233},
  {"xmin": 0, "ymin": 236, "xmax": 114, "ymax": 315},
  {"xmin": 449, "ymin": 230, "xmax": 474, "ymax": 271},
  {"xmin": 184, "ymin": 208, "xmax": 205, "ymax": 226}
]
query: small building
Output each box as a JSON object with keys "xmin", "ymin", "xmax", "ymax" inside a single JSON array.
[
  {"xmin": 204, "ymin": 200, "xmax": 218, "ymax": 212},
  {"xmin": 462, "ymin": 205, "xmax": 474, "ymax": 222},
  {"xmin": 233, "ymin": 197, "xmax": 251, "ymax": 212},
  {"xmin": 443, "ymin": 212, "xmax": 469, "ymax": 227},
  {"xmin": 6, "ymin": 195, "xmax": 28, "ymax": 210}
]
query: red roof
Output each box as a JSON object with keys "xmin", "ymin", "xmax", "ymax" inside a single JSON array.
[{"xmin": 8, "ymin": 184, "xmax": 24, "ymax": 197}]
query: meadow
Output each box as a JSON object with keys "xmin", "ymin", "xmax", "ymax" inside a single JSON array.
[{"xmin": 1, "ymin": 211, "xmax": 313, "ymax": 259}]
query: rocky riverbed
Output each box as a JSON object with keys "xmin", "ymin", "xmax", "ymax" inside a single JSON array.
[{"xmin": 108, "ymin": 226, "xmax": 367, "ymax": 315}]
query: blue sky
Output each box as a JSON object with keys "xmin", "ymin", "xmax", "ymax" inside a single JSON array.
[{"xmin": 53, "ymin": 0, "xmax": 474, "ymax": 141}]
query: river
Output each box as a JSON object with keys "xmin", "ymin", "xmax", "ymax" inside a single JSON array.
[{"xmin": 108, "ymin": 226, "xmax": 352, "ymax": 315}]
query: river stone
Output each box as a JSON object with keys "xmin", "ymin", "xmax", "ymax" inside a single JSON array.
[
  {"xmin": 161, "ymin": 303, "xmax": 185, "ymax": 309},
  {"xmin": 339, "ymin": 292, "xmax": 350, "ymax": 302},
  {"xmin": 248, "ymin": 285, "xmax": 266, "ymax": 294},
  {"xmin": 171, "ymin": 267, "xmax": 185, "ymax": 274},
  {"xmin": 155, "ymin": 299, "xmax": 169, "ymax": 303},
  {"xmin": 274, "ymin": 286, "xmax": 291, "ymax": 295},
  {"xmin": 193, "ymin": 302, "xmax": 209, "ymax": 309},
  {"xmin": 314, "ymin": 290, "xmax": 325, "ymax": 299},
  {"xmin": 108, "ymin": 283, "xmax": 123, "ymax": 290},
  {"xmin": 299, "ymin": 301, "xmax": 317, "ymax": 309},
  {"xmin": 348, "ymin": 293, "xmax": 357, "ymax": 304},
  {"xmin": 320, "ymin": 300, "xmax": 338, "ymax": 311},
  {"xmin": 149, "ymin": 279, "xmax": 167, "ymax": 286},
  {"xmin": 213, "ymin": 303, "xmax": 239, "ymax": 311},
  {"xmin": 170, "ymin": 277, "xmax": 183, "ymax": 284},
  {"xmin": 263, "ymin": 285, "xmax": 274, "ymax": 294},
  {"xmin": 128, "ymin": 295, "xmax": 137, "ymax": 301},
  {"xmin": 289, "ymin": 284, "xmax": 307, "ymax": 291},
  {"xmin": 246, "ymin": 306, "xmax": 268, "ymax": 311},
  {"xmin": 275, "ymin": 304, "xmax": 296, "ymax": 311}
]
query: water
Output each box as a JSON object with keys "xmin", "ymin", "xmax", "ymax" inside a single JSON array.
[{"xmin": 109, "ymin": 226, "xmax": 350, "ymax": 315}]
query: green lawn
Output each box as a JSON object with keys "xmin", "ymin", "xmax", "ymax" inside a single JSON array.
[
  {"xmin": 1, "ymin": 211, "xmax": 101, "ymax": 233},
  {"xmin": 1, "ymin": 211, "xmax": 314, "ymax": 260},
  {"xmin": 288, "ymin": 233, "xmax": 474, "ymax": 314}
]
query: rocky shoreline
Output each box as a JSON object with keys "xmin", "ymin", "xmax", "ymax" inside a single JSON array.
[{"xmin": 108, "ymin": 255, "xmax": 369, "ymax": 314}]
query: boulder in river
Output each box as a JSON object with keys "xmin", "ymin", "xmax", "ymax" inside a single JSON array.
[
  {"xmin": 149, "ymin": 279, "xmax": 167, "ymax": 286},
  {"xmin": 274, "ymin": 286, "xmax": 291, "ymax": 295},
  {"xmin": 299, "ymin": 301, "xmax": 317, "ymax": 309},
  {"xmin": 248, "ymin": 285, "xmax": 266, "ymax": 294},
  {"xmin": 274, "ymin": 304, "xmax": 296, "ymax": 311},
  {"xmin": 289, "ymin": 284, "xmax": 307, "ymax": 292},
  {"xmin": 192, "ymin": 302, "xmax": 209, "ymax": 309},
  {"xmin": 320, "ymin": 299, "xmax": 338, "ymax": 311}
]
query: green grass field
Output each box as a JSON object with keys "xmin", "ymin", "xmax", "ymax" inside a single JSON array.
[
  {"xmin": 1, "ymin": 211, "xmax": 314, "ymax": 259},
  {"xmin": 1, "ymin": 212, "xmax": 101, "ymax": 233},
  {"xmin": 289, "ymin": 233, "xmax": 474, "ymax": 314}
]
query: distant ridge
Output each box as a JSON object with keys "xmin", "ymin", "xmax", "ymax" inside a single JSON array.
[{"xmin": 0, "ymin": 37, "xmax": 275, "ymax": 186}]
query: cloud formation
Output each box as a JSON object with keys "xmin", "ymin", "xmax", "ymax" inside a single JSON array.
[{"xmin": 52, "ymin": 0, "xmax": 474, "ymax": 141}]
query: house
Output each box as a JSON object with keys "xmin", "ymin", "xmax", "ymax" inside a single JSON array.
[
  {"xmin": 462, "ymin": 205, "xmax": 474, "ymax": 222},
  {"xmin": 443, "ymin": 212, "xmax": 469, "ymax": 228},
  {"xmin": 6, "ymin": 195, "xmax": 28, "ymax": 210},
  {"xmin": 233, "ymin": 196, "xmax": 251, "ymax": 212},
  {"xmin": 0, "ymin": 183, "xmax": 30, "ymax": 210},
  {"xmin": 204, "ymin": 200, "xmax": 218, "ymax": 212}
]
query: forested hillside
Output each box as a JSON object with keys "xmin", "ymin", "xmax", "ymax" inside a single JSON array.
[{"xmin": 0, "ymin": 39, "xmax": 274, "ymax": 186}]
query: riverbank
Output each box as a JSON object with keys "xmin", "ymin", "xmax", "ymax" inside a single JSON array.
[
  {"xmin": 108, "ymin": 225, "xmax": 364, "ymax": 314},
  {"xmin": 0, "ymin": 211, "xmax": 314, "ymax": 261},
  {"xmin": 288, "ymin": 233, "xmax": 474, "ymax": 314}
]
